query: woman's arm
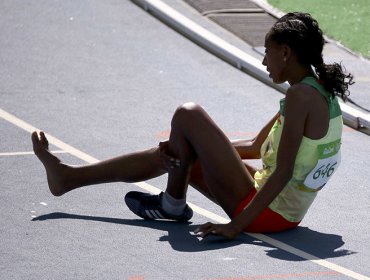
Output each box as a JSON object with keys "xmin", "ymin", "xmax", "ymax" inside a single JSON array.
[
  {"xmin": 229, "ymin": 85, "xmax": 310, "ymax": 233},
  {"xmin": 232, "ymin": 113, "xmax": 279, "ymax": 159}
]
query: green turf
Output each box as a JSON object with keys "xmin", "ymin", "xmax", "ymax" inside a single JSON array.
[{"xmin": 267, "ymin": 0, "xmax": 370, "ymax": 58}]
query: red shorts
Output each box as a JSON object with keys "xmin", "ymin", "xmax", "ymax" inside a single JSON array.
[{"xmin": 232, "ymin": 188, "xmax": 300, "ymax": 233}]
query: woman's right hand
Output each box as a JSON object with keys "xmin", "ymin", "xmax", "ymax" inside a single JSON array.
[{"xmin": 159, "ymin": 140, "xmax": 180, "ymax": 169}]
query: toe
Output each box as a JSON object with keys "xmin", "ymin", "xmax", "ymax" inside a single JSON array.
[
  {"xmin": 39, "ymin": 131, "xmax": 49, "ymax": 147},
  {"xmin": 31, "ymin": 131, "xmax": 40, "ymax": 145},
  {"xmin": 40, "ymin": 131, "xmax": 47, "ymax": 141}
]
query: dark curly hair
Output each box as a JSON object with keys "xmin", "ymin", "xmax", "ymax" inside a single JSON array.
[{"xmin": 268, "ymin": 12, "xmax": 354, "ymax": 100}]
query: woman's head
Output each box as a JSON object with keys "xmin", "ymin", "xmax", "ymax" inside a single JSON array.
[{"xmin": 264, "ymin": 12, "xmax": 353, "ymax": 99}]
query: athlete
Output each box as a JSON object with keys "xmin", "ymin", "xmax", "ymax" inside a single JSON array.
[{"xmin": 32, "ymin": 12, "xmax": 353, "ymax": 239}]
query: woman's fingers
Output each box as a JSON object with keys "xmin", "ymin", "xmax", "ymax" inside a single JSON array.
[
  {"xmin": 161, "ymin": 151, "xmax": 180, "ymax": 168},
  {"xmin": 159, "ymin": 141, "xmax": 181, "ymax": 168},
  {"xmin": 194, "ymin": 222, "xmax": 240, "ymax": 240},
  {"xmin": 194, "ymin": 222, "xmax": 216, "ymax": 237}
]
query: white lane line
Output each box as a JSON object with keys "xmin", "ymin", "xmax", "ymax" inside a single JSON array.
[
  {"xmin": 1, "ymin": 107, "xmax": 369, "ymax": 280},
  {"xmin": 0, "ymin": 108, "xmax": 99, "ymax": 164},
  {"xmin": 0, "ymin": 150, "xmax": 67, "ymax": 156}
]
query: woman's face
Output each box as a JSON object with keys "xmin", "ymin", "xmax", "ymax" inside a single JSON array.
[{"xmin": 262, "ymin": 34, "xmax": 287, "ymax": 84}]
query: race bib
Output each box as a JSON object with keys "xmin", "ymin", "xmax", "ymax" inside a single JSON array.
[{"xmin": 303, "ymin": 139, "xmax": 341, "ymax": 190}]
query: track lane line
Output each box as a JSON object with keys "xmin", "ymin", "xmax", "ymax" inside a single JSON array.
[
  {"xmin": 0, "ymin": 109, "xmax": 99, "ymax": 164},
  {"xmin": 1, "ymin": 107, "xmax": 368, "ymax": 280},
  {"xmin": 0, "ymin": 150, "xmax": 67, "ymax": 156}
]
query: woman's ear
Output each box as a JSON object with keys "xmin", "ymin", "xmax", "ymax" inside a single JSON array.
[{"xmin": 282, "ymin": 44, "xmax": 291, "ymax": 62}]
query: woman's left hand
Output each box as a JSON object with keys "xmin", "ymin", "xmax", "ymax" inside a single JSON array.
[
  {"xmin": 194, "ymin": 222, "xmax": 241, "ymax": 240},
  {"xmin": 159, "ymin": 140, "xmax": 180, "ymax": 169}
]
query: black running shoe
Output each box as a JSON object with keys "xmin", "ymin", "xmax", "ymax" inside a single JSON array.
[{"xmin": 125, "ymin": 191, "xmax": 193, "ymax": 222}]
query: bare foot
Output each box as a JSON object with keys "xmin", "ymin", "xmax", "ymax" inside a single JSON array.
[{"xmin": 32, "ymin": 131, "xmax": 72, "ymax": 196}]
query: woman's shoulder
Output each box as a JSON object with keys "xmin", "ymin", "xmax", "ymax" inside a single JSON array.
[
  {"xmin": 288, "ymin": 82, "xmax": 319, "ymax": 95},
  {"xmin": 284, "ymin": 82, "xmax": 328, "ymax": 120},
  {"xmin": 286, "ymin": 83, "xmax": 319, "ymax": 105}
]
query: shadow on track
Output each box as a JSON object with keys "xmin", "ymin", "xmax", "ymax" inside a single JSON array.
[
  {"xmin": 32, "ymin": 212, "xmax": 356, "ymax": 260},
  {"xmin": 266, "ymin": 226, "xmax": 357, "ymax": 261}
]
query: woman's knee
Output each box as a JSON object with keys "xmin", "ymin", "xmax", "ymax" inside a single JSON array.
[{"xmin": 172, "ymin": 102, "xmax": 204, "ymax": 128}]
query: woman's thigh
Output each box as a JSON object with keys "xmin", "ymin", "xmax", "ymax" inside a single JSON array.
[
  {"xmin": 173, "ymin": 103, "xmax": 255, "ymax": 215},
  {"xmin": 189, "ymin": 161, "xmax": 257, "ymax": 204}
]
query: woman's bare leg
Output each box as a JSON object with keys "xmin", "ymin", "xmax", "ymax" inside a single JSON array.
[
  {"xmin": 32, "ymin": 103, "xmax": 257, "ymax": 217},
  {"xmin": 32, "ymin": 131, "xmax": 166, "ymax": 196},
  {"xmin": 188, "ymin": 161, "xmax": 258, "ymax": 205},
  {"xmin": 165, "ymin": 103, "xmax": 255, "ymax": 216}
]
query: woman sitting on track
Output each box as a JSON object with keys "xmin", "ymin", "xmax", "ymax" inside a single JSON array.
[{"xmin": 32, "ymin": 12, "xmax": 353, "ymax": 239}]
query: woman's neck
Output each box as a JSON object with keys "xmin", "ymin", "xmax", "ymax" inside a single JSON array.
[{"xmin": 287, "ymin": 65, "xmax": 312, "ymax": 85}]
